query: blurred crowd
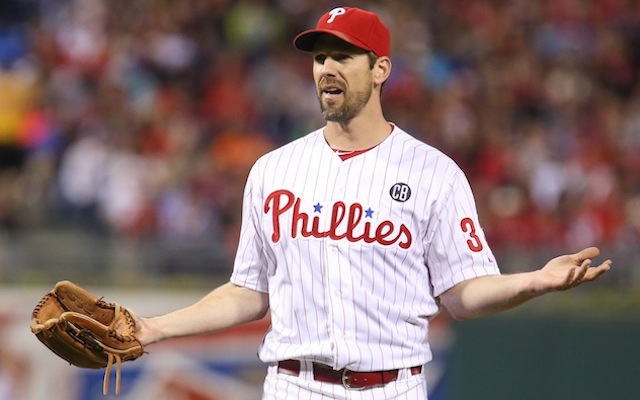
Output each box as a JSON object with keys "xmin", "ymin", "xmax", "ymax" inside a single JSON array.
[{"xmin": 0, "ymin": 0, "xmax": 639, "ymax": 278}]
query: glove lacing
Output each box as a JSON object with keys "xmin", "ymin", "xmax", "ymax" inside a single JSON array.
[
  {"xmin": 102, "ymin": 303, "xmax": 130, "ymax": 396},
  {"xmin": 103, "ymin": 352, "xmax": 123, "ymax": 395}
]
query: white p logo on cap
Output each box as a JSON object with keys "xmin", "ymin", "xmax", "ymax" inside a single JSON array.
[{"xmin": 327, "ymin": 7, "xmax": 346, "ymax": 23}]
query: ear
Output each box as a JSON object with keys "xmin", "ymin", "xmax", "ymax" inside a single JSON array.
[{"xmin": 373, "ymin": 57, "xmax": 392, "ymax": 86}]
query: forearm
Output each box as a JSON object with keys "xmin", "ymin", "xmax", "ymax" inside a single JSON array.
[
  {"xmin": 440, "ymin": 272, "xmax": 542, "ymax": 320},
  {"xmin": 440, "ymin": 247, "xmax": 612, "ymax": 320},
  {"xmin": 138, "ymin": 282, "xmax": 269, "ymax": 345}
]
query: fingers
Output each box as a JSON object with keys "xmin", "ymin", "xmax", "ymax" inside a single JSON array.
[
  {"xmin": 574, "ymin": 258, "xmax": 591, "ymax": 281},
  {"xmin": 562, "ymin": 259, "xmax": 589, "ymax": 289},
  {"xmin": 574, "ymin": 246, "xmax": 601, "ymax": 263},
  {"xmin": 583, "ymin": 259, "xmax": 613, "ymax": 281},
  {"xmin": 570, "ymin": 258, "xmax": 612, "ymax": 287}
]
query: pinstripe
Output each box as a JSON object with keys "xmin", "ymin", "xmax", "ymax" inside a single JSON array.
[{"xmin": 231, "ymin": 124, "xmax": 499, "ymax": 376}]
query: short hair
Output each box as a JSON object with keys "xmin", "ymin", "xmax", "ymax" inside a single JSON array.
[{"xmin": 367, "ymin": 51, "xmax": 378, "ymax": 69}]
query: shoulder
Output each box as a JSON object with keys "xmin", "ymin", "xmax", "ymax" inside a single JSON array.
[
  {"xmin": 265, "ymin": 128, "xmax": 323, "ymax": 156},
  {"xmin": 249, "ymin": 128, "xmax": 324, "ymax": 173},
  {"xmin": 387, "ymin": 125, "xmax": 464, "ymax": 176}
]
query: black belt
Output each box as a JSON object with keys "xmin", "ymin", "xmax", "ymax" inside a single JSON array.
[{"xmin": 277, "ymin": 359, "xmax": 423, "ymax": 389}]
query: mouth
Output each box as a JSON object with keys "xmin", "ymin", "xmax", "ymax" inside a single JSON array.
[
  {"xmin": 323, "ymin": 86, "xmax": 343, "ymax": 94},
  {"xmin": 320, "ymin": 85, "xmax": 344, "ymax": 101},
  {"xmin": 319, "ymin": 77, "xmax": 345, "ymax": 98}
]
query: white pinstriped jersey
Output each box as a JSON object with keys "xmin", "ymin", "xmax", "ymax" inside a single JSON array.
[{"xmin": 230, "ymin": 124, "xmax": 500, "ymax": 372}]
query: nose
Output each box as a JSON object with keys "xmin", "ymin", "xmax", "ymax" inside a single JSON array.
[{"xmin": 319, "ymin": 57, "xmax": 339, "ymax": 76}]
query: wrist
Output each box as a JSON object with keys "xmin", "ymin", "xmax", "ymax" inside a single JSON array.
[
  {"xmin": 136, "ymin": 316, "xmax": 163, "ymax": 346},
  {"xmin": 526, "ymin": 269, "xmax": 553, "ymax": 297}
]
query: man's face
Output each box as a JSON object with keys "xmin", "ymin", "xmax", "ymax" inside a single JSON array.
[{"xmin": 312, "ymin": 35, "xmax": 374, "ymax": 123}]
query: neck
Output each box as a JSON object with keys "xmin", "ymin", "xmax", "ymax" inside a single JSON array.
[{"xmin": 323, "ymin": 113, "xmax": 391, "ymax": 151}]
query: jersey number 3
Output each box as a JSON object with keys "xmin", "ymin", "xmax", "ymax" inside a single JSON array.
[{"xmin": 460, "ymin": 217, "xmax": 484, "ymax": 252}]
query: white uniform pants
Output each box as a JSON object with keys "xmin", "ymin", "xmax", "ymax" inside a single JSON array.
[{"xmin": 261, "ymin": 361, "xmax": 428, "ymax": 400}]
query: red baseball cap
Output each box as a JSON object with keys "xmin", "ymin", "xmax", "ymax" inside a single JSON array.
[{"xmin": 293, "ymin": 7, "xmax": 390, "ymax": 57}]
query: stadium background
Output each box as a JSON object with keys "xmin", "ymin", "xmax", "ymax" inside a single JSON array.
[{"xmin": 0, "ymin": 0, "xmax": 639, "ymax": 399}]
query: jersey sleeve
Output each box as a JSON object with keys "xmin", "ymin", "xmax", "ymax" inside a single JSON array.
[
  {"xmin": 426, "ymin": 169, "xmax": 500, "ymax": 297},
  {"xmin": 230, "ymin": 162, "xmax": 269, "ymax": 293}
]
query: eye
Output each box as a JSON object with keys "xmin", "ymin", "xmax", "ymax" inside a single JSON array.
[
  {"xmin": 333, "ymin": 54, "xmax": 350, "ymax": 62},
  {"xmin": 314, "ymin": 54, "xmax": 327, "ymax": 64},
  {"xmin": 313, "ymin": 53, "xmax": 352, "ymax": 64}
]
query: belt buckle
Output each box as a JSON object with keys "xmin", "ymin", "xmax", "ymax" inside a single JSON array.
[{"xmin": 341, "ymin": 369, "xmax": 367, "ymax": 391}]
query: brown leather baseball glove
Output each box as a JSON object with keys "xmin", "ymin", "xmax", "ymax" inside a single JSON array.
[{"xmin": 30, "ymin": 280, "xmax": 145, "ymax": 395}]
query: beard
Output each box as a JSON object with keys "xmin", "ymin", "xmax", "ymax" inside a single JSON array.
[{"xmin": 318, "ymin": 84, "xmax": 373, "ymax": 123}]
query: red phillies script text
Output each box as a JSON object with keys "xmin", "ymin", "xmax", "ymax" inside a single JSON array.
[{"xmin": 264, "ymin": 190, "xmax": 412, "ymax": 249}]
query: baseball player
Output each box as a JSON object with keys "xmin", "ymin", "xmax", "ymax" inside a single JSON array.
[{"xmin": 135, "ymin": 7, "xmax": 612, "ymax": 399}]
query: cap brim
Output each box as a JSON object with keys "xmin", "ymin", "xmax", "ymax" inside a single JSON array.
[{"xmin": 293, "ymin": 29, "xmax": 372, "ymax": 53}]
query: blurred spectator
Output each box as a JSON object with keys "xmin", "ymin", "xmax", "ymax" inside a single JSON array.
[{"xmin": 0, "ymin": 0, "xmax": 638, "ymax": 280}]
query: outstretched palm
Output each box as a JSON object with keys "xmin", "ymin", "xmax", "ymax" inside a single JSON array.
[{"xmin": 539, "ymin": 247, "xmax": 612, "ymax": 292}]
